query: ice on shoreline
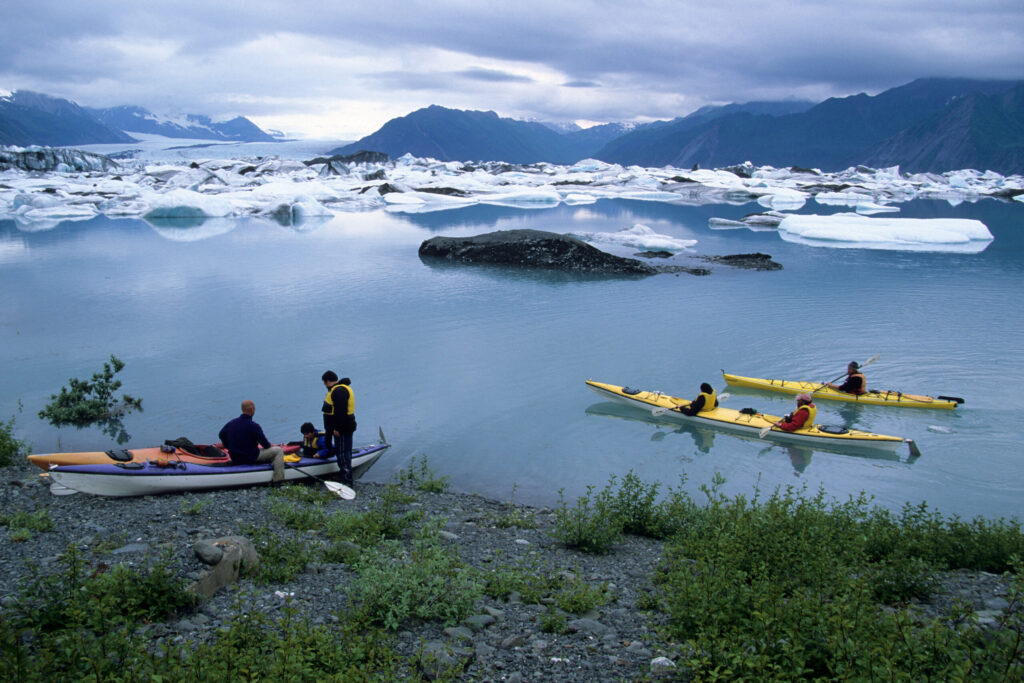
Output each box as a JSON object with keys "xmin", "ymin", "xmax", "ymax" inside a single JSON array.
[{"xmin": 1, "ymin": 139, "xmax": 1020, "ymax": 252}]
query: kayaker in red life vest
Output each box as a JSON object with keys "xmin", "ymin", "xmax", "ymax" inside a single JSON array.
[
  {"xmin": 778, "ymin": 393, "xmax": 817, "ymax": 432},
  {"xmin": 826, "ymin": 361, "xmax": 867, "ymax": 395}
]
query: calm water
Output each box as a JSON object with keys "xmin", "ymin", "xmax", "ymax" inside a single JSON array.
[{"xmin": 2, "ymin": 198, "xmax": 1022, "ymax": 520}]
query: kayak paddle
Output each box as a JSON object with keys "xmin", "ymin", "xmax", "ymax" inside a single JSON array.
[
  {"xmin": 285, "ymin": 460, "xmax": 355, "ymax": 499},
  {"xmin": 809, "ymin": 354, "xmax": 880, "ymax": 394}
]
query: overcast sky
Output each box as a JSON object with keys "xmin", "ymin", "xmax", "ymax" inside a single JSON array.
[{"xmin": 3, "ymin": 1, "xmax": 1023, "ymax": 141}]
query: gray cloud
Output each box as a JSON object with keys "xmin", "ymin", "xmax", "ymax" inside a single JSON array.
[{"xmin": 2, "ymin": 0, "xmax": 1022, "ymax": 138}]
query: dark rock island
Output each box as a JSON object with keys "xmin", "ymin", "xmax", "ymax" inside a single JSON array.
[
  {"xmin": 419, "ymin": 229, "xmax": 659, "ymax": 275},
  {"xmin": 419, "ymin": 229, "xmax": 782, "ymax": 276}
]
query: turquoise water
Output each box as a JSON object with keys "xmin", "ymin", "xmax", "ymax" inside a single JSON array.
[{"xmin": 2, "ymin": 198, "xmax": 1022, "ymax": 519}]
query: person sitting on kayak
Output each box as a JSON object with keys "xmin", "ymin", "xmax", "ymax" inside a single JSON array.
[
  {"xmin": 299, "ymin": 422, "xmax": 331, "ymax": 458},
  {"xmin": 676, "ymin": 382, "xmax": 719, "ymax": 416},
  {"xmin": 219, "ymin": 400, "xmax": 285, "ymax": 483},
  {"xmin": 826, "ymin": 361, "xmax": 867, "ymax": 395},
  {"xmin": 778, "ymin": 393, "xmax": 817, "ymax": 432}
]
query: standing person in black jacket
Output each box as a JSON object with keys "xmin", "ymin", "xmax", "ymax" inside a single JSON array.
[{"xmin": 321, "ymin": 371, "xmax": 356, "ymax": 486}]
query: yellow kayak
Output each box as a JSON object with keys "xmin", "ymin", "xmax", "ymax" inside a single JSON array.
[
  {"xmin": 586, "ymin": 380, "xmax": 920, "ymax": 456},
  {"xmin": 722, "ymin": 372, "xmax": 963, "ymax": 409}
]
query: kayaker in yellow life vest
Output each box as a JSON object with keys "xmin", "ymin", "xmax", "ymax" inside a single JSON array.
[
  {"xmin": 676, "ymin": 382, "xmax": 719, "ymax": 416},
  {"xmin": 778, "ymin": 393, "xmax": 817, "ymax": 432},
  {"xmin": 827, "ymin": 361, "xmax": 867, "ymax": 395},
  {"xmin": 321, "ymin": 370, "xmax": 356, "ymax": 486}
]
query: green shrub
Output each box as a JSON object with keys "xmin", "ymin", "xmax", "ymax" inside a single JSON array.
[
  {"xmin": 38, "ymin": 355, "xmax": 143, "ymax": 444},
  {"xmin": 1, "ymin": 508, "xmax": 54, "ymax": 533},
  {"xmin": 0, "ymin": 411, "xmax": 29, "ymax": 467},
  {"xmin": 270, "ymin": 498, "xmax": 327, "ymax": 531},
  {"xmin": 653, "ymin": 481, "xmax": 1024, "ymax": 680},
  {"xmin": 8, "ymin": 545, "xmax": 196, "ymax": 635},
  {"xmin": 350, "ymin": 537, "xmax": 481, "ymax": 630},
  {"xmin": 550, "ymin": 484, "xmax": 624, "ymax": 553},
  {"xmin": 398, "ymin": 455, "xmax": 450, "ymax": 493},
  {"xmin": 180, "ymin": 497, "xmax": 209, "ymax": 516},
  {"xmin": 242, "ymin": 524, "xmax": 315, "ymax": 583},
  {"xmin": 539, "ymin": 607, "xmax": 568, "ymax": 634}
]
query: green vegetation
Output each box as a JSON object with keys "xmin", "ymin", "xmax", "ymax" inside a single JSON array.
[
  {"xmin": 3, "ymin": 467, "xmax": 1022, "ymax": 681},
  {"xmin": 37, "ymin": 355, "xmax": 142, "ymax": 444},
  {"xmin": 398, "ymin": 454, "xmax": 450, "ymax": 492},
  {"xmin": 654, "ymin": 479, "xmax": 1024, "ymax": 680},
  {"xmin": 0, "ymin": 408, "xmax": 30, "ymax": 467},
  {"xmin": 0, "ymin": 509, "xmax": 54, "ymax": 542}
]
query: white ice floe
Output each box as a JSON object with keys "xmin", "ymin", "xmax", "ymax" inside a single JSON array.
[
  {"xmin": 1, "ymin": 138, "xmax": 1021, "ymax": 254},
  {"xmin": 570, "ymin": 224, "xmax": 698, "ymax": 252},
  {"xmin": 778, "ymin": 213, "xmax": 994, "ymax": 253}
]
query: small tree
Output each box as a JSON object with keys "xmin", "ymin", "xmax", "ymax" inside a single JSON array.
[
  {"xmin": 38, "ymin": 355, "xmax": 143, "ymax": 444},
  {"xmin": 0, "ymin": 410, "xmax": 30, "ymax": 467}
]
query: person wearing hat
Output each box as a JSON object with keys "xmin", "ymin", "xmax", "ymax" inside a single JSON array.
[
  {"xmin": 777, "ymin": 393, "xmax": 817, "ymax": 432},
  {"xmin": 826, "ymin": 361, "xmax": 867, "ymax": 395},
  {"xmin": 675, "ymin": 382, "xmax": 719, "ymax": 416}
]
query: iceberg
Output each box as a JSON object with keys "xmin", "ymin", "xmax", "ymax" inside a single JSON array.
[
  {"xmin": 570, "ymin": 224, "xmax": 697, "ymax": 252},
  {"xmin": 778, "ymin": 213, "xmax": 993, "ymax": 253},
  {"xmin": 0, "ymin": 140, "xmax": 1020, "ymax": 249}
]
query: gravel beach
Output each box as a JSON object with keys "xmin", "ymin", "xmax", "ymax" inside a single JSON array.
[{"xmin": 1, "ymin": 457, "xmax": 1015, "ymax": 681}]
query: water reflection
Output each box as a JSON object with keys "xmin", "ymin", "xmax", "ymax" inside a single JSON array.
[{"xmin": 585, "ymin": 401, "xmax": 915, "ymax": 474}]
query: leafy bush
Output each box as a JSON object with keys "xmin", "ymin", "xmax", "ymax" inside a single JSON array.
[
  {"xmin": 550, "ymin": 484, "xmax": 624, "ymax": 553},
  {"xmin": 350, "ymin": 537, "xmax": 481, "ymax": 630},
  {"xmin": 1, "ymin": 508, "xmax": 54, "ymax": 532},
  {"xmin": 0, "ymin": 412, "xmax": 29, "ymax": 467},
  {"xmin": 269, "ymin": 498, "xmax": 327, "ymax": 531},
  {"xmin": 398, "ymin": 455, "xmax": 450, "ymax": 493},
  {"xmin": 242, "ymin": 524, "xmax": 315, "ymax": 583},
  {"xmin": 653, "ymin": 482, "xmax": 1024, "ymax": 680},
  {"xmin": 8, "ymin": 545, "xmax": 196, "ymax": 635},
  {"xmin": 38, "ymin": 355, "xmax": 142, "ymax": 444}
]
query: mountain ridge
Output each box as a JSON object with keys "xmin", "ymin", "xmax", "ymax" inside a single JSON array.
[{"xmin": 0, "ymin": 91, "xmax": 278, "ymax": 146}]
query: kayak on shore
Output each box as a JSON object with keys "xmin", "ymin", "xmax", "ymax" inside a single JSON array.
[
  {"xmin": 722, "ymin": 372, "xmax": 964, "ymax": 409},
  {"xmin": 586, "ymin": 380, "xmax": 920, "ymax": 456},
  {"xmin": 44, "ymin": 442, "xmax": 390, "ymax": 497},
  {"xmin": 27, "ymin": 442, "xmax": 300, "ymax": 471}
]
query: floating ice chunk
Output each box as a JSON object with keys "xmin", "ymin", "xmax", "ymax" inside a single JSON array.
[
  {"xmin": 756, "ymin": 187, "xmax": 806, "ymax": 210},
  {"xmin": 142, "ymin": 188, "xmax": 235, "ymax": 218},
  {"xmin": 570, "ymin": 224, "xmax": 697, "ymax": 252},
  {"xmin": 562, "ymin": 193, "xmax": 597, "ymax": 205},
  {"xmin": 855, "ymin": 201, "xmax": 899, "ymax": 215},
  {"xmin": 620, "ymin": 190, "xmax": 688, "ymax": 202},
  {"xmin": 569, "ymin": 158, "xmax": 614, "ymax": 173},
  {"xmin": 778, "ymin": 212, "xmax": 993, "ymax": 252},
  {"xmin": 479, "ymin": 189, "xmax": 562, "ymax": 207},
  {"xmin": 814, "ymin": 190, "xmax": 875, "ymax": 206}
]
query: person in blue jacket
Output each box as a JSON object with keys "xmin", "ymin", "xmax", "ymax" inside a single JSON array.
[{"xmin": 299, "ymin": 422, "xmax": 331, "ymax": 458}]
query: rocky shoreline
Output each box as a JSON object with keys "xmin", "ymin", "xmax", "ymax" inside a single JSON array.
[{"xmin": 0, "ymin": 458, "xmax": 1015, "ymax": 681}]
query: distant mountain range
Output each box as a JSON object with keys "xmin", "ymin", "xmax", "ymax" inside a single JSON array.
[
  {"xmin": 3, "ymin": 79, "xmax": 1024, "ymax": 173},
  {"xmin": 330, "ymin": 105, "xmax": 636, "ymax": 165},
  {"xmin": 0, "ymin": 91, "xmax": 279, "ymax": 146},
  {"xmin": 332, "ymin": 79, "xmax": 1024, "ymax": 174}
]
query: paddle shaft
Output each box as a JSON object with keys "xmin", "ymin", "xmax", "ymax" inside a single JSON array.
[
  {"xmin": 284, "ymin": 460, "xmax": 353, "ymax": 498},
  {"xmin": 809, "ymin": 355, "xmax": 880, "ymax": 395}
]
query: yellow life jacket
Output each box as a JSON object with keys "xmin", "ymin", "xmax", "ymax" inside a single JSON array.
[
  {"xmin": 698, "ymin": 388, "xmax": 717, "ymax": 413},
  {"xmin": 796, "ymin": 402, "xmax": 817, "ymax": 428},
  {"xmin": 322, "ymin": 383, "xmax": 355, "ymax": 416}
]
